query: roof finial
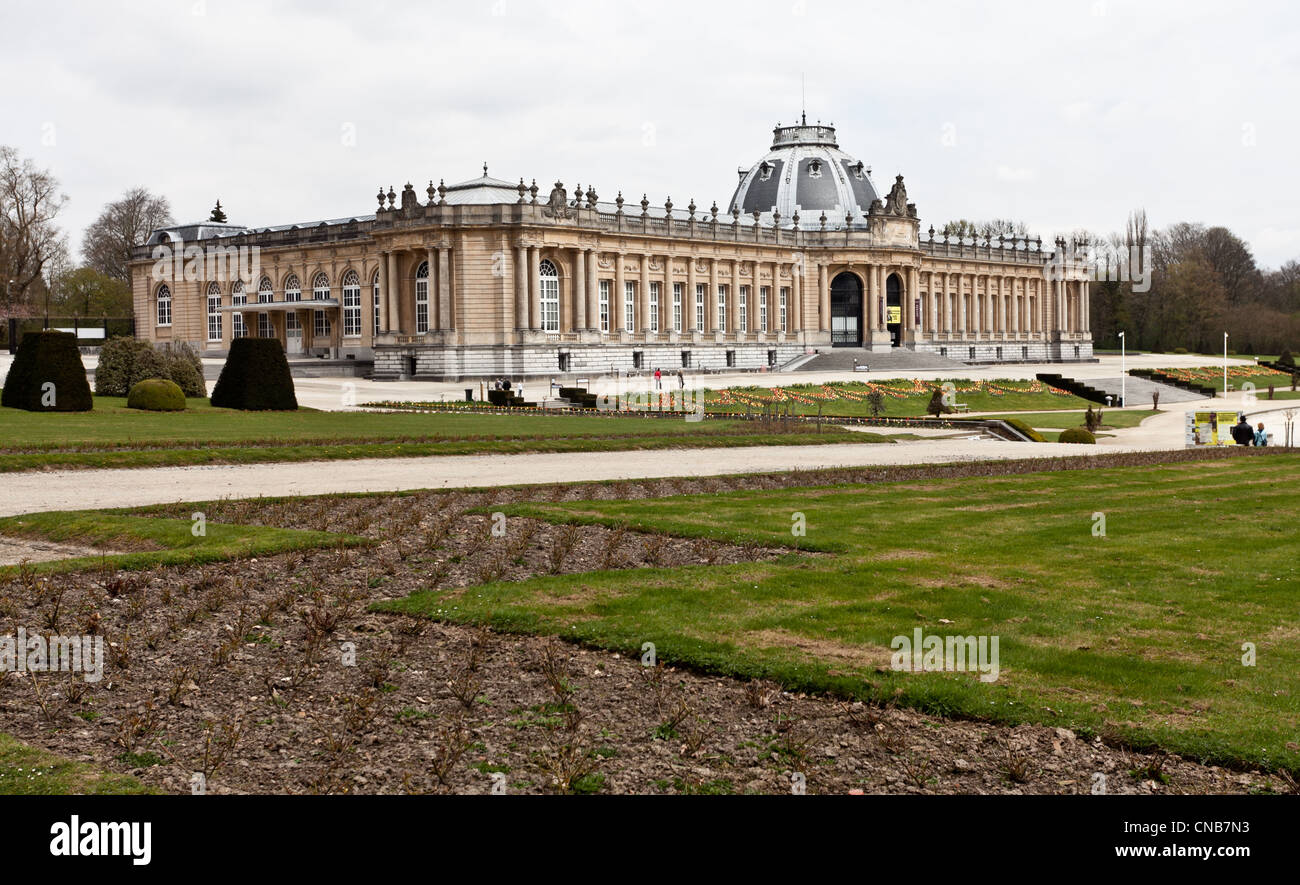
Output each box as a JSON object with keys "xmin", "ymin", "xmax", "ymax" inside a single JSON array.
[{"xmin": 483, "ymin": 162, "xmax": 489, "ymax": 177}]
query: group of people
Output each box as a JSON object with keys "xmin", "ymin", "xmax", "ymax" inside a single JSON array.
[
  {"xmin": 1231, "ymin": 414, "xmax": 1269, "ymax": 446},
  {"xmin": 491, "ymin": 378, "xmax": 522, "ymax": 398},
  {"xmin": 652, "ymin": 368, "xmax": 685, "ymax": 390}
]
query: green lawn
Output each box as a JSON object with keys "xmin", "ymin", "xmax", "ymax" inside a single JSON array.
[
  {"xmin": 704, "ymin": 379, "xmax": 1093, "ymax": 417},
  {"xmin": 1152, "ymin": 366, "xmax": 1296, "ymax": 393},
  {"xmin": 0, "ymin": 733, "xmax": 153, "ymax": 795},
  {"xmin": 379, "ymin": 453, "xmax": 1300, "ymax": 771},
  {"xmin": 0, "ymin": 396, "xmax": 881, "ymax": 471},
  {"xmin": 0, "ymin": 510, "xmax": 367, "ymax": 576}
]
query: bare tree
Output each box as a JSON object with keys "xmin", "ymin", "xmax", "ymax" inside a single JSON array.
[
  {"xmin": 0, "ymin": 145, "xmax": 68, "ymax": 311},
  {"xmin": 81, "ymin": 186, "xmax": 173, "ymax": 282}
]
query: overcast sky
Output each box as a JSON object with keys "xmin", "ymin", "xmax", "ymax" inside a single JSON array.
[{"xmin": 3, "ymin": 0, "xmax": 1298, "ymax": 267}]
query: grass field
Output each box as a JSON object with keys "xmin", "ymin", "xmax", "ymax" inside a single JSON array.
[
  {"xmin": 0, "ymin": 510, "xmax": 366, "ymax": 575},
  {"xmin": 704, "ymin": 379, "xmax": 1093, "ymax": 417},
  {"xmin": 380, "ymin": 452, "xmax": 1300, "ymax": 771},
  {"xmin": 0, "ymin": 396, "xmax": 882, "ymax": 471},
  {"xmin": 0, "ymin": 733, "xmax": 152, "ymax": 795}
]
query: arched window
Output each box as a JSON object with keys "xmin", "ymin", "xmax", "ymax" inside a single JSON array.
[
  {"xmin": 372, "ymin": 270, "xmax": 381, "ymax": 335},
  {"xmin": 284, "ymin": 274, "xmax": 301, "ymax": 302},
  {"xmin": 258, "ymin": 277, "xmax": 273, "ymax": 303},
  {"xmin": 342, "ymin": 271, "xmax": 361, "ymax": 338},
  {"xmin": 538, "ymin": 259, "xmax": 559, "ymax": 332},
  {"xmin": 156, "ymin": 284, "xmax": 172, "ymax": 326},
  {"xmin": 312, "ymin": 272, "xmax": 330, "ymax": 300},
  {"xmin": 231, "ymin": 281, "xmax": 247, "ymax": 338},
  {"xmin": 207, "ymin": 282, "xmax": 223, "ymax": 342},
  {"xmin": 415, "ymin": 261, "xmax": 430, "ymax": 334}
]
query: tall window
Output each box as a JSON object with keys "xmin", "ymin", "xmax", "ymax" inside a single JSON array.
[
  {"xmin": 231, "ymin": 281, "xmax": 247, "ymax": 338},
  {"xmin": 415, "ymin": 261, "xmax": 430, "ymax": 333},
  {"xmin": 538, "ymin": 259, "xmax": 559, "ymax": 332},
  {"xmin": 759, "ymin": 286, "xmax": 769, "ymax": 332},
  {"xmin": 206, "ymin": 282, "xmax": 223, "ymax": 341},
  {"xmin": 342, "ymin": 271, "xmax": 361, "ymax": 338},
  {"xmin": 598, "ymin": 280, "xmax": 610, "ymax": 332},
  {"xmin": 672, "ymin": 283, "xmax": 683, "ymax": 333},
  {"xmin": 717, "ymin": 285, "xmax": 728, "ymax": 331},
  {"xmin": 284, "ymin": 274, "xmax": 301, "ymax": 302},
  {"xmin": 738, "ymin": 285, "xmax": 748, "ymax": 332},
  {"xmin": 258, "ymin": 313, "xmax": 271, "ymax": 338},
  {"xmin": 156, "ymin": 284, "xmax": 172, "ymax": 326},
  {"xmin": 314, "ymin": 310, "xmax": 330, "ymax": 337},
  {"xmin": 258, "ymin": 277, "xmax": 273, "ymax": 303},
  {"xmin": 649, "ymin": 281, "xmax": 660, "ymax": 333},
  {"xmin": 779, "ymin": 287, "xmax": 789, "ymax": 332},
  {"xmin": 694, "ymin": 284, "xmax": 705, "ymax": 332},
  {"xmin": 372, "ymin": 270, "xmax": 381, "ymax": 334},
  {"xmin": 623, "ymin": 281, "xmax": 636, "ymax": 333}
]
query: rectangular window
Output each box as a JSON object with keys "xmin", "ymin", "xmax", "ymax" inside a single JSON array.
[
  {"xmin": 232, "ymin": 314, "xmax": 247, "ymax": 339},
  {"xmin": 157, "ymin": 292, "xmax": 172, "ymax": 327},
  {"xmin": 649, "ymin": 282, "xmax": 660, "ymax": 333},
  {"xmin": 343, "ymin": 282, "xmax": 361, "ymax": 337},
  {"xmin": 760, "ymin": 286, "xmax": 769, "ymax": 332},
  {"xmin": 624, "ymin": 281, "xmax": 636, "ymax": 333},
  {"xmin": 416, "ymin": 278, "xmax": 429, "ymax": 333},
  {"xmin": 314, "ymin": 310, "xmax": 330, "ymax": 338},
  {"xmin": 779, "ymin": 287, "xmax": 789, "ymax": 332},
  {"xmin": 207, "ymin": 294, "xmax": 222, "ymax": 341},
  {"xmin": 599, "ymin": 280, "xmax": 610, "ymax": 333},
  {"xmin": 258, "ymin": 313, "xmax": 271, "ymax": 338},
  {"xmin": 738, "ymin": 285, "xmax": 749, "ymax": 332},
  {"xmin": 694, "ymin": 284, "xmax": 706, "ymax": 332},
  {"xmin": 672, "ymin": 283, "xmax": 683, "ymax": 332},
  {"xmin": 717, "ymin": 285, "xmax": 728, "ymax": 331}
]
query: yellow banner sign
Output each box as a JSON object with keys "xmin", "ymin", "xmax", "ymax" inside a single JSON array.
[{"xmin": 887, "ymin": 306, "xmax": 901, "ymax": 325}]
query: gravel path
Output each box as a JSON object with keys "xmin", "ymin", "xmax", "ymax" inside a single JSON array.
[{"xmin": 3, "ymin": 438, "xmax": 1155, "ymax": 517}]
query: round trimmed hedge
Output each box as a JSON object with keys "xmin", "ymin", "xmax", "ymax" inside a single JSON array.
[
  {"xmin": 1058, "ymin": 427, "xmax": 1097, "ymax": 444},
  {"xmin": 1, "ymin": 330, "xmax": 93, "ymax": 412},
  {"xmin": 127, "ymin": 378, "xmax": 186, "ymax": 412}
]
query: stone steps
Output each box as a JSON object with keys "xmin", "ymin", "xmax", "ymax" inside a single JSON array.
[{"xmin": 795, "ymin": 348, "xmax": 973, "ymax": 374}]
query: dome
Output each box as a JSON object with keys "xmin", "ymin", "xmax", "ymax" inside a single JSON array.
[{"xmin": 727, "ymin": 120, "xmax": 879, "ymax": 229}]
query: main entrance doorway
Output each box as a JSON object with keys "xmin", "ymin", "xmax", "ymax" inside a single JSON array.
[
  {"xmin": 886, "ymin": 274, "xmax": 902, "ymax": 347},
  {"xmin": 830, "ymin": 272, "xmax": 863, "ymax": 347}
]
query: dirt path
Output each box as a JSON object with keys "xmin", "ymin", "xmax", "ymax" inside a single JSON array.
[{"xmin": 3, "ymin": 438, "xmax": 1157, "ymax": 516}]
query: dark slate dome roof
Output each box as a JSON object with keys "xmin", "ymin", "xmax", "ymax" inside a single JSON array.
[{"xmin": 728, "ymin": 121, "xmax": 879, "ymax": 228}]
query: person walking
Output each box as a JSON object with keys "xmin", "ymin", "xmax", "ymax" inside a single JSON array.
[
  {"xmin": 1255, "ymin": 422, "xmax": 1268, "ymax": 447},
  {"xmin": 677, "ymin": 370, "xmax": 684, "ymax": 389},
  {"xmin": 1230, "ymin": 414, "xmax": 1255, "ymax": 446},
  {"xmin": 654, "ymin": 367, "xmax": 662, "ymax": 390}
]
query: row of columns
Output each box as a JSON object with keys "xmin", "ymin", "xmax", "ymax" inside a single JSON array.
[
  {"xmin": 376, "ymin": 246, "xmax": 455, "ymax": 334},
  {"xmin": 513, "ymin": 246, "xmax": 805, "ymax": 335}
]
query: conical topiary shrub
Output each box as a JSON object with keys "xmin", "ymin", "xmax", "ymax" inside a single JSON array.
[
  {"xmin": 210, "ymin": 337, "xmax": 298, "ymax": 411},
  {"xmin": 1, "ymin": 330, "xmax": 93, "ymax": 412}
]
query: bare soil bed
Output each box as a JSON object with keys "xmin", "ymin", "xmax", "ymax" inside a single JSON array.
[
  {"xmin": 0, "ymin": 536, "xmax": 124, "ymax": 567},
  {"xmin": 0, "ymin": 465, "xmax": 1291, "ymax": 795}
]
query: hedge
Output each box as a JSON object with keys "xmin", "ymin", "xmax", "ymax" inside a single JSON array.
[
  {"xmin": 1, "ymin": 331, "xmax": 93, "ymax": 412},
  {"xmin": 96, "ymin": 338, "xmax": 207, "ymax": 397},
  {"xmin": 127, "ymin": 378, "xmax": 186, "ymax": 412},
  {"xmin": 210, "ymin": 338, "xmax": 298, "ymax": 411},
  {"xmin": 1058, "ymin": 427, "xmax": 1097, "ymax": 444}
]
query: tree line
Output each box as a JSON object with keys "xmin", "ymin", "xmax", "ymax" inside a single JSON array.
[{"xmin": 1, "ymin": 145, "xmax": 172, "ymax": 323}]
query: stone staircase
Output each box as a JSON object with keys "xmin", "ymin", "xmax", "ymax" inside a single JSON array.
[
  {"xmin": 1086, "ymin": 375, "xmax": 1209, "ymax": 407},
  {"xmin": 794, "ymin": 348, "xmax": 972, "ymax": 374}
]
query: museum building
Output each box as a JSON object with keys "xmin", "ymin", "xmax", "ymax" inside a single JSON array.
[{"xmin": 131, "ymin": 117, "xmax": 1094, "ymax": 379}]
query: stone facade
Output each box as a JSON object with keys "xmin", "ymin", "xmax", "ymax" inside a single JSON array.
[{"xmin": 129, "ymin": 122, "xmax": 1094, "ymax": 379}]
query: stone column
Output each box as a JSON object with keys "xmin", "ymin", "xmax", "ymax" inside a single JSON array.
[
  {"xmin": 818, "ymin": 264, "xmax": 829, "ymax": 333},
  {"xmin": 958, "ymin": 274, "xmax": 968, "ymax": 337},
  {"xmin": 866, "ymin": 265, "xmax": 878, "ymax": 336},
  {"xmin": 425, "ymin": 247, "xmax": 437, "ymax": 330},
  {"xmin": 614, "ymin": 253, "xmax": 626, "ymax": 333},
  {"xmin": 687, "ymin": 259, "xmax": 698, "ymax": 332},
  {"xmin": 640, "ymin": 255, "xmax": 651, "ymax": 334},
  {"xmin": 663, "ymin": 257, "xmax": 673, "ymax": 334},
  {"xmin": 586, "ymin": 250, "xmax": 598, "ymax": 331},
  {"xmin": 574, "ymin": 248, "xmax": 586, "ymax": 332},
  {"xmin": 529, "ymin": 246, "xmax": 541, "ymax": 330},
  {"xmin": 514, "ymin": 244, "xmax": 528, "ymax": 330},
  {"xmin": 708, "ymin": 259, "xmax": 719, "ymax": 333},
  {"xmin": 386, "ymin": 251, "xmax": 399, "ymax": 332},
  {"xmin": 438, "ymin": 245, "xmax": 452, "ymax": 330},
  {"xmin": 790, "ymin": 263, "xmax": 802, "ymax": 333},
  {"xmin": 908, "ymin": 266, "xmax": 919, "ymax": 332},
  {"xmin": 376, "ymin": 251, "xmax": 389, "ymax": 333}
]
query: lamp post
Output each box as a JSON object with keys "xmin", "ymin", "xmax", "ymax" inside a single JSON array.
[
  {"xmin": 1118, "ymin": 331, "xmax": 1126, "ymax": 408},
  {"xmin": 1223, "ymin": 332, "xmax": 1229, "ymax": 398}
]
